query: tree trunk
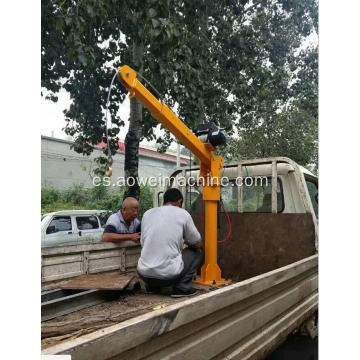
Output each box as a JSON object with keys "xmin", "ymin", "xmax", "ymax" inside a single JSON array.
[{"xmin": 123, "ymin": 40, "xmax": 144, "ymax": 201}]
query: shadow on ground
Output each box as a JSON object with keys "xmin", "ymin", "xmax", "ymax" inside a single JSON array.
[{"xmin": 266, "ymin": 334, "xmax": 318, "ymax": 360}]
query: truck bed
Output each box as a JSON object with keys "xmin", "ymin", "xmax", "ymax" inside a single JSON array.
[
  {"xmin": 42, "ymin": 285, "xmax": 208, "ymax": 349},
  {"xmin": 42, "ymin": 255, "xmax": 317, "ymax": 360}
]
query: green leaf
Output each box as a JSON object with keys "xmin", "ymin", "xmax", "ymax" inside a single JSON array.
[
  {"xmin": 78, "ymin": 54, "xmax": 88, "ymax": 66},
  {"xmin": 151, "ymin": 18, "xmax": 160, "ymax": 28},
  {"xmin": 64, "ymin": 16, "xmax": 72, "ymax": 26},
  {"xmin": 55, "ymin": 18, "xmax": 64, "ymax": 32},
  {"xmin": 159, "ymin": 18, "xmax": 169, "ymax": 26},
  {"xmin": 87, "ymin": 4, "xmax": 95, "ymax": 18},
  {"xmin": 165, "ymin": 27, "xmax": 171, "ymax": 39},
  {"xmin": 153, "ymin": 28, "xmax": 161, "ymax": 37},
  {"xmin": 148, "ymin": 8, "xmax": 157, "ymax": 18}
]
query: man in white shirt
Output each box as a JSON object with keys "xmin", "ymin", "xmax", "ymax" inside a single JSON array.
[{"xmin": 137, "ymin": 188, "xmax": 203, "ymax": 298}]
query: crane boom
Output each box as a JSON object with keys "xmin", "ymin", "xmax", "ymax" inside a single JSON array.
[{"xmin": 118, "ymin": 66, "xmax": 213, "ymax": 167}]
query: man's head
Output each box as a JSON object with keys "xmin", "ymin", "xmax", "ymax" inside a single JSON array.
[
  {"xmin": 121, "ymin": 197, "xmax": 139, "ymax": 223},
  {"xmin": 163, "ymin": 188, "xmax": 183, "ymax": 208}
]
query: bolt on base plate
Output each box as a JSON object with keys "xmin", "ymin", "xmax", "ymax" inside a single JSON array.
[{"xmin": 194, "ymin": 277, "xmax": 232, "ymax": 287}]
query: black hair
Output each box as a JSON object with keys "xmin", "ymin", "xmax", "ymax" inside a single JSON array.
[{"xmin": 163, "ymin": 188, "xmax": 183, "ymax": 204}]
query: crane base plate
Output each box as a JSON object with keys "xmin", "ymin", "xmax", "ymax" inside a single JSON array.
[{"xmin": 194, "ymin": 277, "xmax": 232, "ymax": 287}]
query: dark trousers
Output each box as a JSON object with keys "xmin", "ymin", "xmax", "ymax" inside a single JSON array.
[{"xmin": 141, "ymin": 247, "xmax": 204, "ymax": 292}]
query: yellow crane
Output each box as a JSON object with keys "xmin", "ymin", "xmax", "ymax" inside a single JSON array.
[{"xmin": 117, "ymin": 65, "xmax": 231, "ymax": 286}]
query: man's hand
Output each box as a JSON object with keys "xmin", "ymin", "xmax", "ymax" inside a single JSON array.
[
  {"xmin": 103, "ymin": 232, "xmax": 141, "ymax": 243},
  {"xmin": 131, "ymin": 232, "xmax": 141, "ymax": 244},
  {"xmin": 184, "ymin": 241, "xmax": 203, "ymax": 250}
]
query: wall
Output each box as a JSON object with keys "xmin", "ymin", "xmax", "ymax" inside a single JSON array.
[{"xmin": 41, "ymin": 136, "xmax": 186, "ymax": 190}]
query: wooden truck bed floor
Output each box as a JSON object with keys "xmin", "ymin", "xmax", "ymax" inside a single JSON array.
[{"xmin": 42, "ymin": 288, "xmax": 208, "ymax": 350}]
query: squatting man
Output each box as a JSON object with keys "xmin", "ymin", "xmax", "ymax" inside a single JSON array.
[{"xmin": 137, "ymin": 188, "xmax": 203, "ymax": 298}]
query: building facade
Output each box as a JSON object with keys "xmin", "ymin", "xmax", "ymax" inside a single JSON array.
[{"xmin": 41, "ymin": 136, "xmax": 188, "ymax": 190}]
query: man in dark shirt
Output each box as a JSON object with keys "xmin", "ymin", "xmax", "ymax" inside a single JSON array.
[{"xmin": 103, "ymin": 197, "xmax": 141, "ymax": 243}]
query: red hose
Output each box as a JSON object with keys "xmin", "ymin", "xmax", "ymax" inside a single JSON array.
[
  {"xmin": 199, "ymin": 200, "xmax": 232, "ymax": 244},
  {"xmin": 218, "ymin": 201, "xmax": 232, "ymax": 244}
]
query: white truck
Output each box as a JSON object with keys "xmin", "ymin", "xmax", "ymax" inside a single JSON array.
[
  {"xmin": 41, "ymin": 156, "xmax": 318, "ymax": 360},
  {"xmin": 41, "ymin": 210, "xmax": 108, "ymax": 247}
]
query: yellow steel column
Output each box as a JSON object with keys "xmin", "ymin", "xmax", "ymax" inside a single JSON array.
[
  {"xmin": 195, "ymin": 157, "xmax": 231, "ymax": 287},
  {"xmin": 200, "ymin": 200, "xmax": 222, "ymax": 282}
]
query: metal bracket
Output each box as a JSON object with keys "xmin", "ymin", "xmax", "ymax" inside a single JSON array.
[
  {"xmin": 120, "ymin": 248, "xmax": 126, "ymax": 273},
  {"xmin": 83, "ymin": 251, "xmax": 89, "ymax": 274},
  {"xmin": 272, "ymin": 160, "xmax": 278, "ymax": 213},
  {"xmin": 237, "ymin": 164, "xmax": 243, "ymax": 213}
]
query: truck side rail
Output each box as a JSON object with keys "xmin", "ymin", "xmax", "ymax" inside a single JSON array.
[
  {"xmin": 42, "ymin": 254, "xmax": 318, "ymax": 360},
  {"xmin": 41, "ymin": 242, "xmax": 141, "ymax": 284}
]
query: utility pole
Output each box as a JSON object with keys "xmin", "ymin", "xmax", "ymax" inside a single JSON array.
[{"xmin": 176, "ymin": 142, "xmax": 181, "ymax": 167}]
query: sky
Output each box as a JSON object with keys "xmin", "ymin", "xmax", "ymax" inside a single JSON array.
[{"xmin": 42, "ymin": 88, "xmax": 132, "ymax": 140}]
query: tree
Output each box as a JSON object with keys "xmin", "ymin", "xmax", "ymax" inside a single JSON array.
[
  {"xmin": 41, "ymin": 0, "xmax": 242, "ymax": 198},
  {"xmin": 219, "ymin": 45, "xmax": 318, "ymax": 170},
  {"xmin": 42, "ymin": 0, "xmax": 318, "ymax": 198},
  {"xmin": 217, "ymin": 1, "xmax": 318, "ymax": 169}
]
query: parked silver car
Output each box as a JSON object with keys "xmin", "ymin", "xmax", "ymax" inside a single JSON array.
[{"xmin": 41, "ymin": 210, "xmax": 108, "ymax": 247}]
